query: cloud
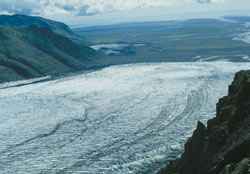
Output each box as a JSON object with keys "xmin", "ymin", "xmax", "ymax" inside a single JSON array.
[
  {"xmin": 196, "ymin": 0, "xmax": 212, "ymax": 3},
  {"xmin": 196, "ymin": 0, "xmax": 225, "ymax": 3},
  {"xmin": 0, "ymin": 0, "xmax": 39, "ymax": 15},
  {"xmin": 0, "ymin": 0, "xmax": 224, "ymax": 16}
]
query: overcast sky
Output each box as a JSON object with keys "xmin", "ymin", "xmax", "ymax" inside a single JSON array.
[{"xmin": 0, "ymin": 0, "xmax": 250, "ymax": 26}]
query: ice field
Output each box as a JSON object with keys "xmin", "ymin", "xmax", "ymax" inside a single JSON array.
[{"xmin": 0, "ymin": 62, "xmax": 249, "ymax": 174}]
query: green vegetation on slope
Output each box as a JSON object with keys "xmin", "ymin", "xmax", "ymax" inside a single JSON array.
[
  {"xmin": 0, "ymin": 14, "xmax": 88, "ymax": 44},
  {"xmin": 0, "ymin": 15, "xmax": 99, "ymax": 83}
]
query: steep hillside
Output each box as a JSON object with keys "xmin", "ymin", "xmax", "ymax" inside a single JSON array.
[
  {"xmin": 0, "ymin": 16, "xmax": 100, "ymax": 83},
  {"xmin": 159, "ymin": 70, "xmax": 250, "ymax": 174},
  {"xmin": 0, "ymin": 14, "xmax": 85, "ymax": 43}
]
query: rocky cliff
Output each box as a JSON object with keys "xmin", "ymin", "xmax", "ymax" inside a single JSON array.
[{"xmin": 159, "ymin": 70, "xmax": 250, "ymax": 174}]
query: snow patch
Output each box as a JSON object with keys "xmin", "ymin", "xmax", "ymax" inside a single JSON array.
[
  {"xmin": 91, "ymin": 44, "xmax": 128, "ymax": 51},
  {"xmin": 233, "ymin": 32, "xmax": 250, "ymax": 44},
  {"xmin": 216, "ymin": 18, "xmax": 238, "ymax": 23},
  {"xmin": 90, "ymin": 43, "xmax": 129, "ymax": 55},
  {"xmin": 242, "ymin": 55, "xmax": 250, "ymax": 61},
  {"xmin": 133, "ymin": 44, "xmax": 146, "ymax": 47}
]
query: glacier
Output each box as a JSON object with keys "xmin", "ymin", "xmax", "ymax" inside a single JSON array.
[{"xmin": 0, "ymin": 62, "xmax": 250, "ymax": 174}]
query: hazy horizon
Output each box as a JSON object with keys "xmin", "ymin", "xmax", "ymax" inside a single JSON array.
[
  {"xmin": 67, "ymin": 9, "xmax": 250, "ymax": 28},
  {"xmin": 0, "ymin": 0, "xmax": 250, "ymax": 27}
]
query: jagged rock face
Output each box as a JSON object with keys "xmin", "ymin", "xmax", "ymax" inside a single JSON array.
[{"xmin": 160, "ymin": 70, "xmax": 250, "ymax": 174}]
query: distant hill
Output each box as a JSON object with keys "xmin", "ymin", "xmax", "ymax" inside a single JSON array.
[
  {"xmin": 0, "ymin": 15, "xmax": 100, "ymax": 83},
  {"xmin": 74, "ymin": 17, "xmax": 250, "ymax": 63}
]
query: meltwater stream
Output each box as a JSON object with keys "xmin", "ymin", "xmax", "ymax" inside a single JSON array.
[{"xmin": 0, "ymin": 62, "xmax": 249, "ymax": 174}]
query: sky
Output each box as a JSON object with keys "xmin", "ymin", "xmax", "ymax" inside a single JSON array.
[{"xmin": 0, "ymin": 0, "xmax": 250, "ymax": 27}]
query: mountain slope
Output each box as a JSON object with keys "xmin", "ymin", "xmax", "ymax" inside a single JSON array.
[
  {"xmin": 0, "ymin": 15, "xmax": 100, "ymax": 83},
  {"xmin": 159, "ymin": 70, "xmax": 250, "ymax": 174},
  {"xmin": 0, "ymin": 14, "xmax": 84, "ymax": 43}
]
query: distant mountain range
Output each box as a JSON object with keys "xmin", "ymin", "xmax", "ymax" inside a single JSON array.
[{"xmin": 0, "ymin": 14, "xmax": 100, "ymax": 83}]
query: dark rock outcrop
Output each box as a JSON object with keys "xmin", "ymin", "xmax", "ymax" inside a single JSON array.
[{"xmin": 159, "ymin": 70, "xmax": 250, "ymax": 174}]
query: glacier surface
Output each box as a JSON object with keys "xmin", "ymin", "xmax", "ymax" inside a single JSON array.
[{"xmin": 0, "ymin": 62, "xmax": 249, "ymax": 174}]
